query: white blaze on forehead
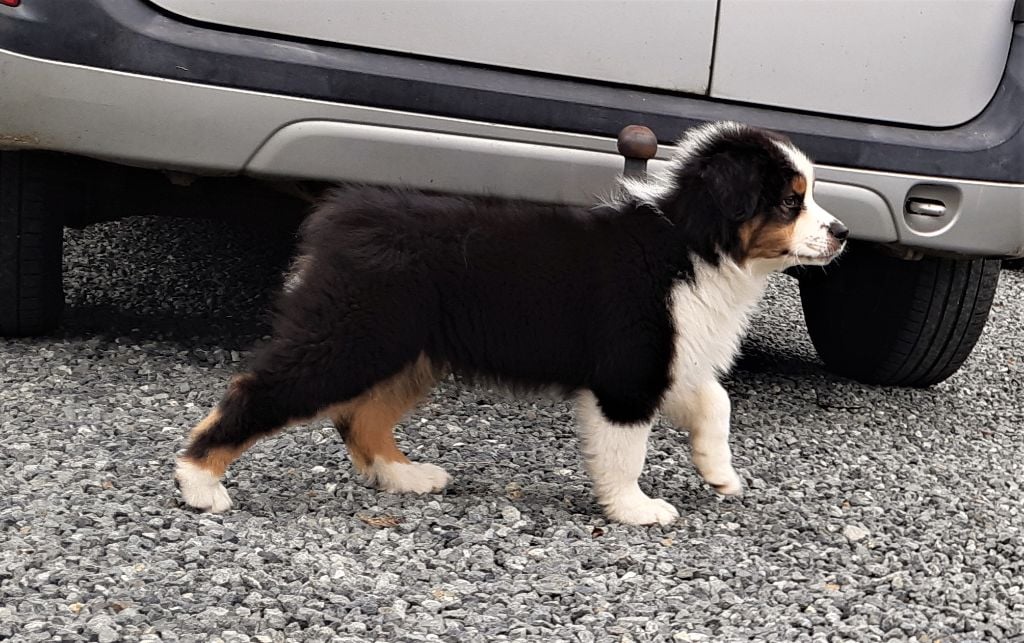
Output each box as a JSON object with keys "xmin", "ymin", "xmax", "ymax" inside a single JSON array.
[{"xmin": 772, "ymin": 140, "xmax": 816, "ymax": 187}]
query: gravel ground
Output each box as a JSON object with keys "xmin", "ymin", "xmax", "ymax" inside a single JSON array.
[{"xmin": 2, "ymin": 215, "xmax": 1022, "ymax": 642}]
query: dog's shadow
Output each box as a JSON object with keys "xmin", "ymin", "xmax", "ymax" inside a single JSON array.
[
  {"xmin": 224, "ymin": 472, "xmax": 715, "ymax": 530},
  {"xmin": 734, "ymin": 341, "xmax": 826, "ymax": 379}
]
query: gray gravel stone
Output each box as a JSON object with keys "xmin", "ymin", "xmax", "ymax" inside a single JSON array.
[
  {"xmin": 842, "ymin": 525, "xmax": 870, "ymax": 542},
  {"xmin": 1, "ymin": 216, "xmax": 1022, "ymax": 642}
]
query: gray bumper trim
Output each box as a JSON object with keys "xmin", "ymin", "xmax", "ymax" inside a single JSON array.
[{"xmin": 1, "ymin": 49, "xmax": 1022, "ymax": 258}]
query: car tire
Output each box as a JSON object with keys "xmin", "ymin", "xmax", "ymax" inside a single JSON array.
[
  {"xmin": 0, "ymin": 151, "xmax": 66, "ymax": 336},
  {"xmin": 798, "ymin": 243, "xmax": 1001, "ymax": 387}
]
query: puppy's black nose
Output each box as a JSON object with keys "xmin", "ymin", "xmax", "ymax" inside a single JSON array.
[{"xmin": 829, "ymin": 220, "xmax": 849, "ymax": 241}]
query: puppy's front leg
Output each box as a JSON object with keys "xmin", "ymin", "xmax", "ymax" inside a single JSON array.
[
  {"xmin": 575, "ymin": 392, "xmax": 679, "ymax": 526},
  {"xmin": 663, "ymin": 379, "xmax": 743, "ymax": 495}
]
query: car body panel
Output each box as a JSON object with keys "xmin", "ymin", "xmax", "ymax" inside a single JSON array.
[
  {"xmin": 150, "ymin": 0, "xmax": 1014, "ymax": 127},
  {"xmin": 147, "ymin": 0, "xmax": 719, "ymax": 93},
  {"xmin": 712, "ymin": 0, "xmax": 1015, "ymax": 127}
]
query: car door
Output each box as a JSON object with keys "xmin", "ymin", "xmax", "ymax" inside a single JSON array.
[
  {"xmin": 711, "ymin": 0, "xmax": 1015, "ymax": 127},
  {"xmin": 144, "ymin": 0, "xmax": 720, "ymax": 94}
]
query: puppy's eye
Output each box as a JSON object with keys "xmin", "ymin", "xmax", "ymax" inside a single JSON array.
[{"xmin": 781, "ymin": 196, "xmax": 799, "ymax": 208}]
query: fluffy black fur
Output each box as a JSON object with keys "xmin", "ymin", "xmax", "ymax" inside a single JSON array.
[{"xmin": 185, "ymin": 125, "xmax": 799, "ymax": 462}]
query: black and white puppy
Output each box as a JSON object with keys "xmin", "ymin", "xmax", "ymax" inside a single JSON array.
[{"xmin": 175, "ymin": 121, "xmax": 847, "ymax": 525}]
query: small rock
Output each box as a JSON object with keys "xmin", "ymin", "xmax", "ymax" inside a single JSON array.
[
  {"xmin": 87, "ymin": 614, "xmax": 119, "ymax": 643},
  {"xmin": 843, "ymin": 525, "xmax": 870, "ymax": 542},
  {"xmin": 262, "ymin": 608, "xmax": 288, "ymax": 629}
]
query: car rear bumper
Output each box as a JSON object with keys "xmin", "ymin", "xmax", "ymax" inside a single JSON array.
[{"xmin": 1, "ymin": 1, "xmax": 1023, "ymax": 257}]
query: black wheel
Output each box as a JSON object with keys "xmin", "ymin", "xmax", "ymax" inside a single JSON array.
[
  {"xmin": 799, "ymin": 243, "xmax": 1001, "ymax": 387},
  {"xmin": 0, "ymin": 151, "xmax": 67, "ymax": 336}
]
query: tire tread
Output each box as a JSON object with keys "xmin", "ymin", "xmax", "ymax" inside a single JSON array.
[
  {"xmin": 0, "ymin": 151, "xmax": 65, "ymax": 336},
  {"xmin": 799, "ymin": 243, "xmax": 1000, "ymax": 387}
]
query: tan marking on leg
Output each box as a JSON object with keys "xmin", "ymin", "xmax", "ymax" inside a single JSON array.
[
  {"xmin": 183, "ymin": 445, "xmax": 246, "ymax": 478},
  {"xmin": 188, "ymin": 408, "xmax": 223, "ymax": 440},
  {"xmin": 337, "ymin": 354, "xmax": 437, "ymax": 474},
  {"xmin": 183, "ymin": 373, "xmax": 294, "ymax": 477},
  {"xmin": 183, "ymin": 408, "xmax": 243, "ymax": 477},
  {"xmin": 185, "ymin": 421, "xmax": 298, "ymax": 478},
  {"xmin": 345, "ymin": 400, "xmax": 413, "ymax": 470}
]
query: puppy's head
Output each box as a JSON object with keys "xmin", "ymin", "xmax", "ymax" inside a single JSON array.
[
  {"xmin": 730, "ymin": 135, "xmax": 847, "ymax": 270},
  {"xmin": 630, "ymin": 121, "xmax": 847, "ymax": 271}
]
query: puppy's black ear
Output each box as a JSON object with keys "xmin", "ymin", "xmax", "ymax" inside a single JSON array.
[{"xmin": 700, "ymin": 151, "xmax": 761, "ymax": 221}]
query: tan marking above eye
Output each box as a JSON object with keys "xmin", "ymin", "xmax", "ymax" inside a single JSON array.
[{"xmin": 791, "ymin": 175, "xmax": 807, "ymax": 195}]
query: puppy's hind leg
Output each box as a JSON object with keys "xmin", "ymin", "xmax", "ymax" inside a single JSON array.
[
  {"xmin": 175, "ymin": 372, "xmax": 318, "ymax": 512},
  {"xmin": 331, "ymin": 355, "xmax": 450, "ymax": 494},
  {"xmin": 662, "ymin": 379, "xmax": 743, "ymax": 496}
]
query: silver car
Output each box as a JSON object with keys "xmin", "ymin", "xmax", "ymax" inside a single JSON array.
[{"xmin": 1, "ymin": 0, "xmax": 1022, "ymax": 387}]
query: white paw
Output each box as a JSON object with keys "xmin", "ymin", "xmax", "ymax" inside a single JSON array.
[
  {"xmin": 602, "ymin": 491, "xmax": 680, "ymax": 526},
  {"xmin": 703, "ymin": 466, "xmax": 744, "ymax": 496},
  {"xmin": 368, "ymin": 461, "xmax": 451, "ymax": 494},
  {"xmin": 175, "ymin": 459, "xmax": 232, "ymax": 513}
]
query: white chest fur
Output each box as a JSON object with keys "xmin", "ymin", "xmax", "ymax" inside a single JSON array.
[{"xmin": 666, "ymin": 258, "xmax": 768, "ymax": 393}]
